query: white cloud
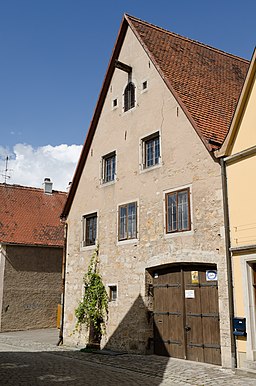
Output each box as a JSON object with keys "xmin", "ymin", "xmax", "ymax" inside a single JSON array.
[{"xmin": 0, "ymin": 143, "xmax": 83, "ymax": 191}]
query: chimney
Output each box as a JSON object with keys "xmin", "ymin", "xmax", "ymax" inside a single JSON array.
[
  {"xmin": 43, "ymin": 178, "xmax": 53, "ymax": 194},
  {"xmin": 66, "ymin": 181, "xmax": 72, "ymax": 192}
]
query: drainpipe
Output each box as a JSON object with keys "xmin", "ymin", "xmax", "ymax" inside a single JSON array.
[
  {"xmin": 57, "ymin": 222, "xmax": 67, "ymax": 346},
  {"xmin": 220, "ymin": 157, "xmax": 237, "ymax": 368}
]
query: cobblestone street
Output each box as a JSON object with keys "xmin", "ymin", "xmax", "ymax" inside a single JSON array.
[{"xmin": 0, "ymin": 329, "xmax": 256, "ymax": 385}]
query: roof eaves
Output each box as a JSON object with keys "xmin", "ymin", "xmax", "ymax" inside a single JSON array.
[
  {"xmin": 0, "ymin": 241, "xmax": 63, "ymax": 248},
  {"xmin": 61, "ymin": 16, "xmax": 129, "ymax": 218}
]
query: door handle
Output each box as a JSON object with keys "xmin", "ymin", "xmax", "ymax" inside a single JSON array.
[{"xmin": 185, "ymin": 325, "xmax": 191, "ymax": 332}]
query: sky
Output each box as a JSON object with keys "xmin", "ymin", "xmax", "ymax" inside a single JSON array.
[{"xmin": 0, "ymin": 0, "xmax": 255, "ymax": 191}]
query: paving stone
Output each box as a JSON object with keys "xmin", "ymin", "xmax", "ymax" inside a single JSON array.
[{"xmin": 0, "ymin": 329, "xmax": 256, "ymax": 385}]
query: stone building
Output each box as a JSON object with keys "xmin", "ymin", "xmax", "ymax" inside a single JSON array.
[
  {"xmin": 0, "ymin": 180, "xmax": 66, "ymax": 331},
  {"xmin": 61, "ymin": 15, "xmax": 249, "ymax": 367}
]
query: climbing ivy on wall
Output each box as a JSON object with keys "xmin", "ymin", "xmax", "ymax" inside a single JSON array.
[{"xmin": 75, "ymin": 244, "xmax": 108, "ymax": 338}]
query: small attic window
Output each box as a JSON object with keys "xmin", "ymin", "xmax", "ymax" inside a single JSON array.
[
  {"xmin": 142, "ymin": 80, "xmax": 148, "ymax": 90},
  {"xmin": 112, "ymin": 98, "xmax": 118, "ymax": 108},
  {"xmin": 124, "ymin": 82, "xmax": 135, "ymax": 112}
]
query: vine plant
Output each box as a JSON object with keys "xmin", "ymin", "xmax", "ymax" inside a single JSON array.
[{"xmin": 75, "ymin": 243, "xmax": 108, "ymax": 340}]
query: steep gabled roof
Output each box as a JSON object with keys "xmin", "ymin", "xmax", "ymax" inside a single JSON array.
[
  {"xmin": 216, "ymin": 47, "xmax": 256, "ymax": 157},
  {"xmin": 62, "ymin": 14, "xmax": 249, "ymax": 218},
  {"xmin": 0, "ymin": 184, "xmax": 67, "ymax": 247},
  {"xmin": 127, "ymin": 15, "xmax": 249, "ymax": 148}
]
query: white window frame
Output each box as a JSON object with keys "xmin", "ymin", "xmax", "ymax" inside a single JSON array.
[
  {"xmin": 116, "ymin": 200, "xmax": 139, "ymax": 245},
  {"xmin": 101, "ymin": 151, "xmax": 116, "ymax": 185},
  {"xmin": 81, "ymin": 210, "xmax": 98, "ymax": 249},
  {"xmin": 163, "ymin": 184, "xmax": 193, "ymax": 238},
  {"xmin": 139, "ymin": 131, "xmax": 162, "ymax": 173}
]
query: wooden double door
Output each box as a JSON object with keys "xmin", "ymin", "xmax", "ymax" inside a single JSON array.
[{"xmin": 153, "ymin": 264, "xmax": 221, "ymax": 365}]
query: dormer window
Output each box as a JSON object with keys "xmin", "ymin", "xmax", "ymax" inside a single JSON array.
[{"xmin": 124, "ymin": 82, "xmax": 135, "ymax": 112}]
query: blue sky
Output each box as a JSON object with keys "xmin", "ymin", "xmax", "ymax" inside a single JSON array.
[{"xmin": 0, "ymin": 0, "xmax": 255, "ymax": 189}]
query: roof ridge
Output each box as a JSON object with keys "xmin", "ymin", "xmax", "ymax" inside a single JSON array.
[
  {"xmin": 125, "ymin": 14, "xmax": 249, "ymax": 64},
  {"xmin": 0, "ymin": 183, "xmax": 66, "ymax": 194}
]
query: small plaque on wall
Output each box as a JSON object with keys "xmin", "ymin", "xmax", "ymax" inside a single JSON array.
[
  {"xmin": 191, "ymin": 271, "xmax": 199, "ymax": 284},
  {"xmin": 206, "ymin": 270, "xmax": 218, "ymax": 281},
  {"xmin": 185, "ymin": 290, "xmax": 195, "ymax": 298}
]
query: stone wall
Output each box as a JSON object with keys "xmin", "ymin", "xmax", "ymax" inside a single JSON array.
[
  {"xmin": 63, "ymin": 26, "xmax": 232, "ymax": 367},
  {"xmin": 1, "ymin": 244, "xmax": 62, "ymax": 331}
]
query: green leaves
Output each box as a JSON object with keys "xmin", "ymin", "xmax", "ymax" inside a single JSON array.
[{"xmin": 75, "ymin": 244, "xmax": 108, "ymax": 335}]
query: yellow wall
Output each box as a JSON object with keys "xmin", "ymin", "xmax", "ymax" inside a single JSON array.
[
  {"xmin": 231, "ymin": 72, "xmax": 256, "ymax": 155},
  {"xmin": 227, "ymin": 156, "xmax": 256, "ymax": 248},
  {"xmin": 226, "ymin": 61, "xmax": 256, "ymax": 361}
]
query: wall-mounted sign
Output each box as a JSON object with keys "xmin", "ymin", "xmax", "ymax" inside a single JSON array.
[
  {"xmin": 191, "ymin": 271, "xmax": 199, "ymax": 284},
  {"xmin": 185, "ymin": 290, "xmax": 195, "ymax": 298},
  {"xmin": 206, "ymin": 270, "xmax": 218, "ymax": 281}
]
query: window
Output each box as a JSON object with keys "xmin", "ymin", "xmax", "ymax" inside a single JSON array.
[
  {"xmin": 102, "ymin": 152, "xmax": 116, "ymax": 183},
  {"xmin": 143, "ymin": 132, "xmax": 160, "ymax": 168},
  {"xmin": 124, "ymin": 82, "xmax": 135, "ymax": 112},
  {"xmin": 118, "ymin": 202, "xmax": 137, "ymax": 241},
  {"xmin": 142, "ymin": 80, "xmax": 148, "ymax": 90},
  {"xmin": 109, "ymin": 285, "xmax": 117, "ymax": 301},
  {"xmin": 82, "ymin": 213, "xmax": 97, "ymax": 246},
  {"xmin": 166, "ymin": 188, "xmax": 191, "ymax": 233},
  {"xmin": 112, "ymin": 98, "xmax": 118, "ymax": 108}
]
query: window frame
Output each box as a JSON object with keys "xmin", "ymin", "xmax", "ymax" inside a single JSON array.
[
  {"xmin": 109, "ymin": 285, "xmax": 117, "ymax": 302},
  {"xmin": 141, "ymin": 80, "xmax": 148, "ymax": 93},
  {"xmin": 112, "ymin": 98, "xmax": 118, "ymax": 109},
  {"xmin": 82, "ymin": 212, "xmax": 97, "ymax": 247},
  {"xmin": 102, "ymin": 151, "xmax": 116, "ymax": 184},
  {"xmin": 124, "ymin": 82, "xmax": 135, "ymax": 112},
  {"xmin": 165, "ymin": 188, "xmax": 191, "ymax": 234},
  {"xmin": 118, "ymin": 201, "xmax": 137, "ymax": 241},
  {"xmin": 142, "ymin": 132, "xmax": 161, "ymax": 169}
]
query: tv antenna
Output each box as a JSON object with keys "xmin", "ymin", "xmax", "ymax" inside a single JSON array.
[{"xmin": 1, "ymin": 156, "xmax": 11, "ymax": 184}]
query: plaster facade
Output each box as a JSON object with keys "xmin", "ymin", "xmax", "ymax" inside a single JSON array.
[
  {"xmin": 64, "ymin": 27, "xmax": 231, "ymax": 367},
  {"xmin": 224, "ymin": 59, "xmax": 256, "ymax": 369}
]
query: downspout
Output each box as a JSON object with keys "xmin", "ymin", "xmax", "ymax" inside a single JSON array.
[
  {"xmin": 57, "ymin": 221, "xmax": 68, "ymax": 346},
  {"xmin": 220, "ymin": 157, "xmax": 237, "ymax": 368}
]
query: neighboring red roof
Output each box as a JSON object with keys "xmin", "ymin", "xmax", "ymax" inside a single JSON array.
[
  {"xmin": 0, "ymin": 184, "xmax": 67, "ymax": 247},
  {"xmin": 61, "ymin": 14, "xmax": 249, "ymax": 218},
  {"xmin": 127, "ymin": 15, "xmax": 249, "ymax": 148}
]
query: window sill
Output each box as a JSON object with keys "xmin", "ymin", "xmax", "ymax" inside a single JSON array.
[
  {"xmin": 122, "ymin": 105, "xmax": 136, "ymax": 115},
  {"xmin": 139, "ymin": 163, "xmax": 162, "ymax": 174},
  {"xmin": 80, "ymin": 243, "xmax": 97, "ymax": 252},
  {"xmin": 100, "ymin": 179, "xmax": 116, "ymax": 188},
  {"xmin": 164, "ymin": 229, "xmax": 194, "ymax": 238},
  {"xmin": 117, "ymin": 238, "xmax": 139, "ymax": 246}
]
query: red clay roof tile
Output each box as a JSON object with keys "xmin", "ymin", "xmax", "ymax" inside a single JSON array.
[
  {"xmin": 61, "ymin": 14, "xmax": 250, "ymax": 218},
  {"xmin": 0, "ymin": 184, "xmax": 67, "ymax": 247},
  {"xmin": 127, "ymin": 15, "xmax": 249, "ymax": 148}
]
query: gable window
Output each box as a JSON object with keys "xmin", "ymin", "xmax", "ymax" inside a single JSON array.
[
  {"xmin": 142, "ymin": 80, "xmax": 148, "ymax": 90},
  {"xmin": 112, "ymin": 98, "xmax": 118, "ymax": 108},
  {"xmin": 166, "ymin": 188, "xmax": 191, "ymax": 233},
  {"xmin": 103, "ymin": 152, "xmax": 116, "ymax": 183},
  {"xmin": 82, "ymin": 213, "xmax": 97, "ymax": 246},
  {"xmin": 143, "ymin": 132, "xmax": 160, "ymax": 168},
  {"xmin": 124, "ymin": 82, "xmax": 135, "ymax": 112},
  {"xmin": 118, "ymin": 202, "xmax": 137, "ymax": 241}
]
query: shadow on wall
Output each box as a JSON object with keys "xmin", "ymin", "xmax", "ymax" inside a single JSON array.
[{"xmin": 102, "ymin": 294, "xmax": 169, "ymax": 385}]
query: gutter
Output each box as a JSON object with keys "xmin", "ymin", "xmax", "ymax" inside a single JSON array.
[
  {"xmin": 224, "ymin": 145, "xmax": 256, "ymax": 164},
  {"xmin": 220, "ymin": 157, "xmax": 237, "ymax": 368},
  {"xmin": 57, "ymin": 222, "xmax": 67, "ymax": 346}
]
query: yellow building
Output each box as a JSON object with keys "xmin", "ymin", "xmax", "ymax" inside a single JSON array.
[{"xmin": 217, "ymin": 48, "xmax": 256, "ymax": 369}]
